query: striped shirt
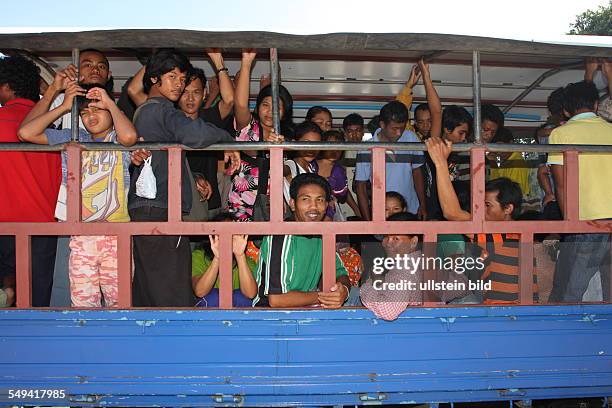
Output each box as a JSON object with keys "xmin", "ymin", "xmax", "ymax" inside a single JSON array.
[
  {"xmin": 253, "ymin": 235, "xmax": 348, "ymax": 307},
  {"xmin": 468, "ymin": 233, "xmax": 538, "ymax": 304}
]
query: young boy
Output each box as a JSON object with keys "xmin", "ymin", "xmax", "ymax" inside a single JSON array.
[
  {"xmin": 18, "ymin": 83, "xmax": 137, "ymax": 307},
  {"xmin": 253, "ymin": 173, "xmax": 350, "ymax": 308},
  {"xmin": 128, "ymin": 49, "xmax": 239, "ymax": 307}
]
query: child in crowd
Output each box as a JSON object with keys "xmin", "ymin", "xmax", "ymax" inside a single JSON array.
[
  {"xmin": 312, "ymin": 130, "xmax": 361, "ymax": 220},
  {"xmin": 385, "ymin": 191, "xmax": 407, "ymax": 219},
  {"xmin": 18, "ymin": 83, "xmax": 137, "ymax": 307},
  {"xmin": 192, "ymin": 213, "xmax": 257, "ymax": 307},
  {"xmin": 306, "ymin": 106, "xmax": 333, "ymax": 132},
  {"xmin": 283, "ymin": 121, "xmax": 322, "ymax": 208}
]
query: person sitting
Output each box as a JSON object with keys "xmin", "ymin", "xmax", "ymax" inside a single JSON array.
[
  {"xmin": 360, "ymin": 212, "xmax": 469, "ymax": 320},
  {"xmin": 426, "ymin": 136, "xmax": 539, "ymax": 304},
  {"xmin": 192, "ymin": 213, "xmax": 257, "ymax": 307},
  {"xmin": 385, "ymin": 191, "xmax": 407, "ymax": 219},
  {"xmin": 252, "ymin": 173, "xmax": 350, "ymax": 308}
]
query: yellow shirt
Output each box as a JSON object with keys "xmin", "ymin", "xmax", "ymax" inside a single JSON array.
[
  {"xmin": 547, "ymin": 113, "xmax": 612, "ymax": 220},
  {"xmin": 489, "ymin": 151, "xmax": 531, "ymax": 197}
]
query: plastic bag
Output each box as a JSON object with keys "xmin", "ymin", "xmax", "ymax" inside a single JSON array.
[{"xmin": 135, "ymin": 156, "xmax": 157, "ymax": 199}]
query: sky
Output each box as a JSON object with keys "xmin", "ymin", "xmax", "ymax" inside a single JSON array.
[{"xmin": 1, "ymin": 0, "xmax": 610, "ymax": 44}]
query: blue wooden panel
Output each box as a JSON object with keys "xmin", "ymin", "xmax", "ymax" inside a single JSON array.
[{"xmin": 1, "ymin": 305, "xmax": 611, "ymax": 406}]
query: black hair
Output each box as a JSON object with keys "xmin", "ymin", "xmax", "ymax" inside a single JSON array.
[
  {"xmin": 323, "ymin": 129, "xmax": 344, "ymax": 142},
  {"xmin": 143, "ymin": 49, "xmax": 192, "ymax": 93},
  {"xmin": 442, "ymin": 105, "xmax": 473, "ymax": 140},
  {"xmin": 289, "ymin": 173, "xmax": 332, "ymax": 202},
  {"xmin": 367, "ymin": 115, "xmax": 380, "ymax": 134},
  {"xmin": 379, "ymin": 101, "xmax": 409, "ymax": 125},
  {"xmin": 485, "ymin": 177, "xmax": 523, "ymax": 220},
  {"xmin": 342, "ymin": 113, "xmax": 364, "ymax": 129},
  {"xmin": 385, "ymin": 191, "xmax": 407, "ymax": 210},
  {"xmin": 492, "ymin": 127, "xmax": 514, "ymax": 143},
  {"xmin": 254, "ymin": 84, "xmax": 294, "ymax": 137},
  {"xmin": 75, "ymin": 83, "xmax": 107, "ymax": 113},
  {"xmin": 0, "ymin": 55, "xmax": 40, "ymax": 102},
  {"xmin": 387, "ymin": 211, "xmax": 419, "ymax": 222},
  {"xmin": 186, "ymin": 67, "xmax": 207, "ymax": 89},
  {"xmin": 306, "ymin": 106, "xmax": 332, "ymax": 122},
  {"xmin": 414, "ymin": 103, "xmax": 430, "ymax": 116},
  {"xmin": 562, "ymin": 80, "xmax": 599, "ymax": 116},
  {"xmin": 481, "ymin": 103, "xmax": 504, "ymax": 129},
  {"xmin": 547, "ymin": 87, "xmax": 565, "ymax": 117},
  {"xmin": 293, "ymin": 120, "xmax": 323, "ymax": 140}
]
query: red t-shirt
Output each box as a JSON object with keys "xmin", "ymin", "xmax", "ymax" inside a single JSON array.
[{"xmin": 0, "ymin": 99, "xmax": 61, "ymax": 222}]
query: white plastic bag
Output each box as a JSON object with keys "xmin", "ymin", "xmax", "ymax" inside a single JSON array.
[{"xmin": 136, "ymin": 156, "xmax": 157, "ymax": 199}]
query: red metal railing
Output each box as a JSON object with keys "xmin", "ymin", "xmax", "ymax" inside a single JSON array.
[{"xmin": 2, "ymin": 141, "xmax": 611, "ymax": 309}]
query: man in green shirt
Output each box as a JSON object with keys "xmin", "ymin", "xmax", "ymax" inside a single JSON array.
[{"xmin": 253, "ymin": 173, "xmax": 350, "ymax": 308}]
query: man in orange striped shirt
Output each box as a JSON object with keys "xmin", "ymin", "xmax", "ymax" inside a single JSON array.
[{"xmin": 426, "ymin": 137, "xmax": 538, "ymax": 304}]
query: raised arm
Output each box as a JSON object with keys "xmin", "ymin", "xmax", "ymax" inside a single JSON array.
[
  {"xmin": 18, "ymin": 81, "xmax": 85, "ymax": 144},
  {"xmin": 232, "ymin": 234, "xmax": 257, "ymax": 299},
  {"xmin": 234, "ymin": 49, "xmax": 256, "ymax": 131},
  {"xmin": 396, "ymin": 65, "xmax": 420, "ymax": 131},
  {"xmin": 192, "ymin": 236, "xmax": 220, "ymax": 298},
  {"xmin": 127, "ymin": 65, "xmax": 147, "ymax": 107},
  {"xmin": 21, "ymin": 64, "xmax": 78, "ymax": 126},
  {"xmin": 425, "ymin": 137, "xmax": 471, "ymax": 221},
  {"xmin": 207, "ymin": 50, "xmax": 235, "ymax": 120},
  {"xmin": 419, "ymin": 59, "xmax": 442, "ymax": 139},
  {"xmin": 86, "ymin": 87, "xmax": 137, "ymax": 146}
]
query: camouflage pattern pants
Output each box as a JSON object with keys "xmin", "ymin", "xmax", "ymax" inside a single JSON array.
[{"xmin": 68, "ymin": 235, "xmax": 118, "ymax": 307}]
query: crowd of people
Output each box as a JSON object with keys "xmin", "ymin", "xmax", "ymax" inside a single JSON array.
[{"xmin": 0, "ymin": 49, "xmax": 611, "ymax": 318}]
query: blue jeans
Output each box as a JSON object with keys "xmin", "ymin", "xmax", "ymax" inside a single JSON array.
[
  {"xmin": 562, "ymin": 233, "xmax": 610, "ymax": 302},
  {"xmin": 195, "ymin": 288, "xmax": 253, "ymax": 307}
]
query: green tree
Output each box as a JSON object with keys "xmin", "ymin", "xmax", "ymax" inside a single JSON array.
[{"xmin": 568, "ymin": 1, "xmax": 612, "ymax": 35}]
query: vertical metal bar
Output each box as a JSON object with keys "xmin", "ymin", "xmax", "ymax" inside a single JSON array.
[
  {"xmin": 519, "ymin": 232, "xmax": 534, "ymax": 305},
  {"xmin": 269, "ymin": 147, "xmax": 284, "ymax": 222},
  {"xmin": 472, "ymin": 50, "xmax": 482, "ymax": 144},
  {"xmin": 371, "ymin": 147, "xmax": 386, "ymax": 222},
  {"xmin": 116, "ymin": 234, "xmax": 132, "ymax": 308},
  {"xmin": 65, "ymin": 143, "xmax": 82, "ymax": 223},
  {"xmin": 15, "ymin": 234, "xmax": 31, "ymax": 308},
  {"xmin": 219, "ymin": 233, "xmax": 233, "ymax": 309},
  {"xmin": 70, "ymin": 48, "xmax": 79, "ymax": 140},
  {"xmin": 471, "ymin": 146, "xmax": 486, "ymax": 224},
  {"xmin": 423, "ymin": 232, "xmax": 438, "ymax": 304},
  {"xmin": 563, "ymin": 150, "xmax": 579, "ymax": 221},
  {"xmin": 270, "ymin": 48, "xmax": 281, "ymax": 135},
  {"xmin": 322, "ymin": 234, "xmax": 336, "ymax": 292},
  {"xmin": 168, "ymin": 147, "xmax": 182, "ymax": 222}
]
